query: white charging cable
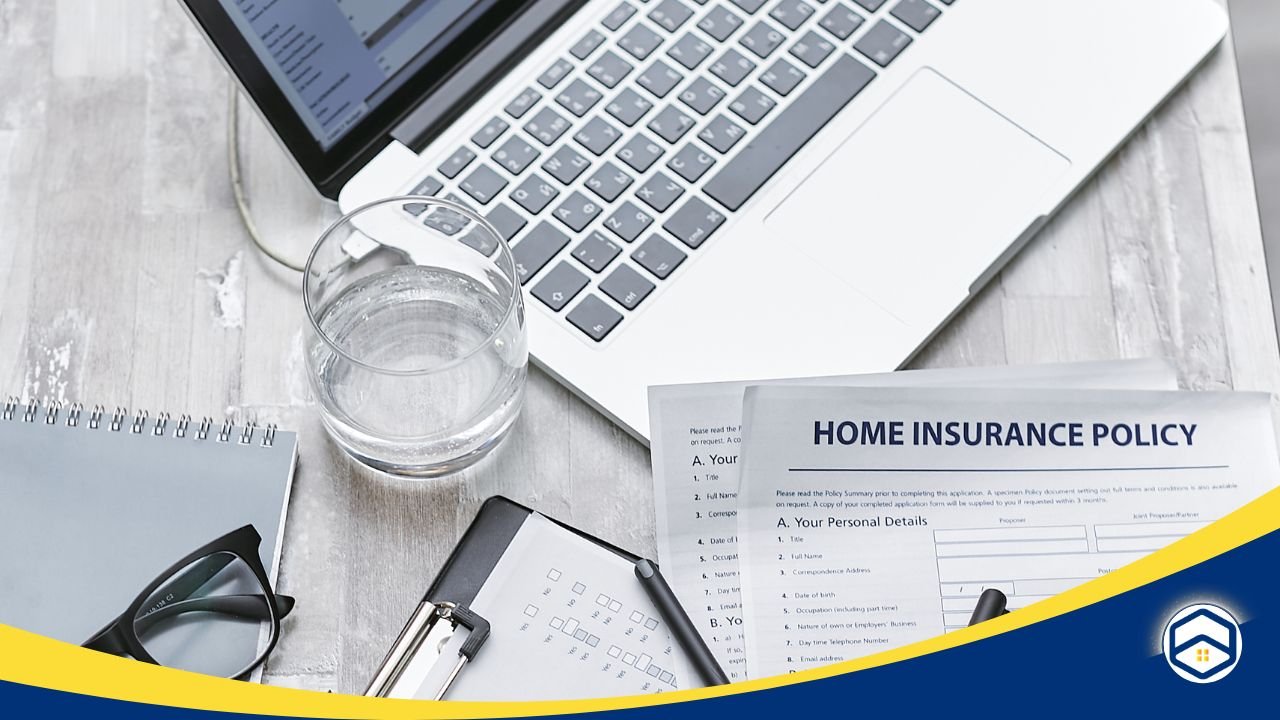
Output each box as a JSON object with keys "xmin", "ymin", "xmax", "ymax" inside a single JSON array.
[{"xmin": 226, "ymin": 84, "xmax": 306, "ymax": 273}]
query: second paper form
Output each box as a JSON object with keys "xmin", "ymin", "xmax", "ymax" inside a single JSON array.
[{"xmin": 648, "ymin": 360, "xmax": 1178, "ymax": 680}]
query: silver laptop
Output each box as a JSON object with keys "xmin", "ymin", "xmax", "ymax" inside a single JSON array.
[{"xmin": 181, "ymin": 0, "xmax": 1227, "ymax": 441}]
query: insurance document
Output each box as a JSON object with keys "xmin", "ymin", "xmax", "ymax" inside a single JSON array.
[
  {"xmin": 736, "ymin": 386, "xmax": 1280, "ymax": 678},
  {"xmin": 648, "ymin": 359, "xmax": 1177, "ymax": 681}
]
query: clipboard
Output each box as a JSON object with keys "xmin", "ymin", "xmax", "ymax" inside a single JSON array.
[{"xmin": 365, "ymin": 496, "xmax": 726, "ymax": 701}]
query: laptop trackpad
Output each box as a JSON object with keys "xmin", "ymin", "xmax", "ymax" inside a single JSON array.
[{"xmin": 766, "ymin": 68, "xmax": 1069, "ymax": 327}]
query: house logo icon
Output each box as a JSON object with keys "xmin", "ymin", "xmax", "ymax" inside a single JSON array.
[{"xmin": 1162, "ymin": 603, "xmax": 1242, "ymax": 683}]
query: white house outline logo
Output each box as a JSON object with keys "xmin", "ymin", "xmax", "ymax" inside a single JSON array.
[{"xmin": 1162, "ymin": 603, "xmax": 1242, "ymax": 683}]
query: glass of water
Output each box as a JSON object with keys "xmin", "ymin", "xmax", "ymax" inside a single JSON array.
[{"xmin": 303, "ymin": 196, "xmax": 527, "ymax": 478}]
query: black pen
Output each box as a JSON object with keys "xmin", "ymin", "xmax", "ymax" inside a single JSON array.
[
  {"xmin": 968, "ymin": 587, "xmax": 1010, "ymax": 626},
  {"xmin": 634, "ymin": 558, "xmax": 730, "ymax": 687}
]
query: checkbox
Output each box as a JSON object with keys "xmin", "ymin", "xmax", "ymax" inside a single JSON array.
[
  {"xmin": 608, "ymin": 600, "xmax": 622, "ymax": 612},
  {"xmin": 596, "ymin": 593, "xmax": 610, "ymax": 606},
  {"xmin": 587, "ymin": 635, "xmax": 600, "ymax": 647},
  {"xmin": 563, "ymin": 618, "xmax": 579, "ymax": 635},
  {"xmin": 630, "ymin": 610, "xmax": 644, "ymax": 623},
  {"xmin": 547, "ymin": 569, "xmax": 562, "ymax": 581},
  {"xmin": 572, "ymin": 582, "xmax": 586, "ymax": 595},
  {"xmin": 524, "ymin": 604, "xmax": 539, "ymax": 617},
  {"xmin": 623, "ymin": 652, "xmax": 637, "ymax": 665},
  {"xmin": 644, "ymin": 618, "xmax": 659, "ymax": 630},
  {"xmin": 550, "ymin": 617, "xmax": 564, "ymax": 629},
  {"xmin": 659, "ymin": 671, "xmax": 674, "ymax": 683},
  {"xmin": 574, "ymin": 629, "xmax": 588, "ymax": 641},
  {"xmin": 608, "ymin": 646, "xmax": 622, "ymax": 658}
]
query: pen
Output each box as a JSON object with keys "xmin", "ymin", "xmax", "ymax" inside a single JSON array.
[
  {"xmin": 967, "ymin": 588, "xmax": 1010, "ymax": 626},
  {"xmin": 634, "ymin": 558, "xmax": 730, "ymax": 687}
]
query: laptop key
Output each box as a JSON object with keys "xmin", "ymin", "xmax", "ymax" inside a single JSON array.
[
  {"xmin": 438, "ymin": 147, "xmax": 476, "ymax": 179},
  {"xmin": 852, "ymin": 0, "xmax": 886, "ymax": 11},
  {"xmin": 729, "ymin": 0, "xmax": 768, "ymax": 13},
  {"xmin": 698, "ymin": 4, "xmax": 744, "ymax": 41},
  {"xmin": 423, "ymin": 211, "xmax": 465, "ymax": 236},
  {"xmin": 890, "ymin": 0, "xmax": 940, "ymax": 32},
  {"xmin": 617, "ymin": 133, "xmax": 665, "ymax": 173},
  {"xmin": 600, "ymin": 265, "xmax": 656, "ymax": 310},
  {"xmin": 664, "ymin": 195, "xmax": 725, "ymax": 248},
  {"xmin": 554, "ymin": 190, "xmax": 603, "ymax": 232},
  {"xmin": 604, "ymin": 201, "xmax": 654, "ymax": 243},
  {"xmin": 729, "ymin": 86, "xmax": 776, "ymax": 124},
  {"xmin": 511, "ymin": 173, "xmax": 560, "ymax": 214},
  {"xmin": 636, "ymin": 171, "xmax": 685, "ymax": 213},
  {"xmin": 705, "ymin": 53, "xmax": 875, "ymax": 210},
  {"xmin": 649, "ymin": 0, "xmax": 695, "ymax": 32},
  {"xmin": 769, "ymin": 0, "xmax": 816, "ymax": 31},
  {"xmin": 603, "ymin": 1, "xmax": 638, "ymax": 31},
  {"xmin": 512, "ymin": 221, "xmax": 571, "ymax": 284},
  {"xmin": 459, "ymin": 164, "xmax": 509, "ymax": 205},
  {"xmin": 542, "ymin": 145, "xmax": 592, "ymax": 184},
  {"xmin": 525, "ymin": 107, "xmax": 572, "ymax": 146},
  {"xmin": 710, "ymin": 48, "xmax": 756, "ymax": 86},
  {"xmin": 760, "ymin": 58, "xmax": 805, "ymax": 96},
  {"xmin": 739, "ymin": 20, "xmax": 785, "ymax": 59},
  {"xmin": 484, "ymin": 203, "xmax": 527, "ymax": 241},
  {"xmin": 619, "ymin": 23, "xmax": 663, "ymax": 60},
  {"xmin": 647, "ymin": 105, "xmax": 696, "ymax": 143},
  {"xmin": 789, "ymin": 30, "xmax": 835, "ymax": 68},
  {"xmin": 667, "ymin": 32, "xmax": 714, "ymax": 70},
  {"xmin": 698, "ymin": 113, "xmax": 746, "ymax": 153},
  {"xmin": 538, "ymin": 58, "xmax": 574, "ymax": 89},
  {"xmin": 586, "ymin": 161, "xmax": 636, "ymax": 202},
  {"xmin": 556, "ymin": 79, "xmax": 604, "ymax": 118},
  {"xmin": 637, "ymin": 60, "xmax": 684, "ymax": 98},
  {"xmin": 570, "ymin": 29, "xmax": 606, "ymax": 60},
  {"xmin": 460, "ymin": 226, "xmax": 500, "ymax": 256},
  {"xmin": 573, "ymin": 231, "xmax": 623, "ymax": 273},
  {"xmin": 410, "ymin": 176, "xmax": 444, "ymax": 196},
  {"xmin": 575, "ymin": 117, "xmax": 623, "ymax": 155},
  {"xmin": 633, "ymin": 234, "xmax": 687, "ymax": 279},
  {"xmin": 532, "ymin": 262, "xmax": 590, "ymax": 311},
  {"xmin": 505, "ymin": 87, "xmax": 542, "ymax": 119},
  {"xmin": 567, "ymin": 295, "xmax": 623, "ymax": 342},
  {"xmin": 667, "ymin": 143, "xmax": 716, "ymax": 182},
  {"xmin": 606, "ymin": 87, "xmax": 654, "ymax": 126},
  {"xmin": 679, "ymin": 77, "xmax": 727, "ymax": 114},
  {"xmin": 818, "ymin": 3, "xmax": 864, "ymax": 40},
  {"xmin": 472, "ymin": 117, "xmax": 510, "ymax": 149},
  {"xmin": 854, "ymin": 19, "xmax": 912, "ymax": 67},
  {"xmin": 588, "ymin": 50, "xmax": 635, "ymax": 89},
  {"xmin": 493, "ymin": 136, "xmax": 541, "ymax": 174}
]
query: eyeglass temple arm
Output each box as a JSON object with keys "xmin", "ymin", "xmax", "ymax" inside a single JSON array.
[
  {"xmin": 132, "ymin": 593, "xmax": 296, "ymax": 635},
  {"xmin": 82, "ymin": 594, "xmax": 295, "ymax": 654}
]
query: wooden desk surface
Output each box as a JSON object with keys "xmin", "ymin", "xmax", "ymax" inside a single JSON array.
[{"xmin": 0, "ymin": 0, "xmax": 1276, "ymax": 693}]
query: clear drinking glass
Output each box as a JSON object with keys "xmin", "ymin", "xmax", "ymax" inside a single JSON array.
[{"xmin": 303, "ymin": 196, "xmax": 527, "ymax": 477}]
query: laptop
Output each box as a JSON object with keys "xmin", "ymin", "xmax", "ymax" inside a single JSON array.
[
  {"xmin": 180, "ymin": 0, "xmax": 1227, "ymax": 441},
  {"xmin": 1230, "ymin": 0, "xmax": 1280, "ymax": 343}
]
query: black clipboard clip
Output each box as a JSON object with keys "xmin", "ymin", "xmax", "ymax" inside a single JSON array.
[{"xmin": 364, "ymin": 600, "xmax": 491, "ymax": 700}]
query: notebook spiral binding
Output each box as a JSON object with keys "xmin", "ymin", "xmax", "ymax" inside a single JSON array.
[{"xmin": 1, "ymin": 397, "xmax": 279, "ymax": 447}]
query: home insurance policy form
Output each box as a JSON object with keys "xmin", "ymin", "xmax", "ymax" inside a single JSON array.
[
  {"xmin": 736, "ymin": 385, "xmax": 1280, "ymax": 678},
  {"xmin": 648, "ymin": 359, "xmax": 1179, "ymax": 681}
]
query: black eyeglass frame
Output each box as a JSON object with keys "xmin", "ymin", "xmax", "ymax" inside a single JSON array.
[{"xmin": 82, "ymin": 524, "xmax": 295, "ymax": 680}]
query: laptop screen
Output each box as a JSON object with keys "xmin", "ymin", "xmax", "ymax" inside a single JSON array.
[{"xmin": 219, "ymin": 0, "xmax": 500, "ymax": 150}]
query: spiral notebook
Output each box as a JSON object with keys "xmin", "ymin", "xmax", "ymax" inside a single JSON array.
[{"xmin": 0, "ymin": 399, "xmax": 297, "ymax": 647}]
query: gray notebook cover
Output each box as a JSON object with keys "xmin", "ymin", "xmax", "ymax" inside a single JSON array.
[{"xmin": 0, "ymin": 402, "xmax": 297, "ymax": 645}]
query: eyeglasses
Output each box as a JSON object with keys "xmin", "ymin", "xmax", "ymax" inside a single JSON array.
[{"xmin": 82, "ymin": 524, "xmax": 295, "ymax": 679}]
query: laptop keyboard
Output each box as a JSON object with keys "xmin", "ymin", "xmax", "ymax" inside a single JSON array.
[{"xmin": 404, "ymin": 0, "xmax": 953, "ymax": 343}]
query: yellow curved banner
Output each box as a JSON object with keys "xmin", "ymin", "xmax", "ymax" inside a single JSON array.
[{"xmin": 3, "ymin": 486, "xmax": 1277, "ymax": 718}]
